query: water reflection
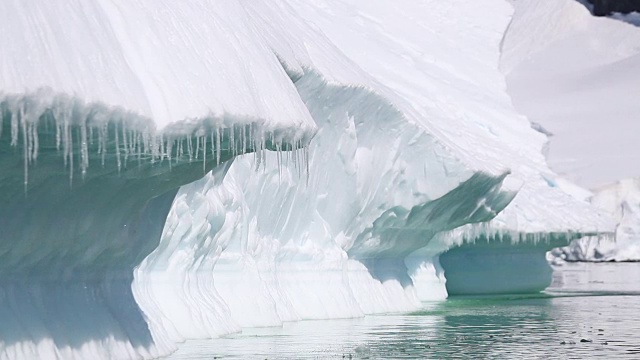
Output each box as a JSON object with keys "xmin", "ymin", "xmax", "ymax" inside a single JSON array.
[{"xmin": 166, "ymin": 263, "xmax": 640, "ymax": 359}]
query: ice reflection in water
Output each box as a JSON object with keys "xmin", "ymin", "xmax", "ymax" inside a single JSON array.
[{"xmin": 166, "ymin": 263, "xmax": 640, "ymax": 359}]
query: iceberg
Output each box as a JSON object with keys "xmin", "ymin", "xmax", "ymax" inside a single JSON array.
[{"xmin": 0, "ymin": 0, "xmax": 620, "ymax": 359}]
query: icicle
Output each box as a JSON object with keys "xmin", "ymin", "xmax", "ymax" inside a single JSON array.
[
  {"xmin": 63, "ymin": 109, "xmax": 71, "ymax": 170},
  {"xmin": 31, "ymin": 121, "xmax": 39, "ymax": 164},
  {"xmin": 241, "ymin": 125, "xmax": 246, "ymax": 155},
  {"xmin": 115, "ymin": 121, "xmax": 121, "ymax": 173},
  {"xmin": 195, "ymin": 135, "xmax": 200, "ymax": 160},
  {"xmin": 20, "ymin": 106, "xmax": 28, "ymax": 193},
  {"xmin": 293, "ymin": 140, "xmax": 299, "ymax": 177},
  {"xmin": 230, "ymin": 126, "xmax": 235, "ymax": 158},
  {"xmin": 55, "ymin": 109, "xmax": 62, "ymax": 152},
  {"xmin": 166, "ymin": 138, "xmax": 173, "ymax": 169},
  {"xmin": 0, "ymin": 106, "xmax": 3, "ymax": 140},
  {"xmin": 210, "ymin": 130, "xmax": 215, "ymax": 159},
  {"xmin": 26, "ymin": 119, "xmax": 33, "ymax": 165},
  {"xmin": 202, "ymin": 134, "xmax": 207, "ymax": 174},
  {"xmin": 11, "ymin": 110, "xmax": 19, "ymax": 147},
  {"xmin": 159, "ymin": 134, "xmax": 165, "ymax": 164},
  {"xmin": 68, "ymin": 125, "xmax": 74, "ymax": 187},
  {"xmin": 187, "ymin": 135, "xmax": 193, "ymax": 162},
  {"xmin": 143, "ymin": 130, "xmax": 150, "ymax": 158},
  {"xmin": 305, "ymin": 146, "xmax": 310, "ymax": 186},
  {"xmin": 177, "ymin": 138, "xmax": 183, "ymax": 163},
  {"xmin": 136, "ymin": 131, "xmax": 141, "ymax": 168},
  {"xmin": 80, "ymin": 121, "xmax": 88, "ymax": 179},
  {"xmin": 122, "ymin": 125, "xmax": 129, "ymax": 165},
  {"xmin": 276, "ymin": 141, "xmax": 282, "ymax": 182},
  {"xmin": 215, "ymin": 128, "xmax": 221, "ymax": 165},
  {"xmin": 100, "ymin": 124, "xmax": 106, "ymax": 167}
]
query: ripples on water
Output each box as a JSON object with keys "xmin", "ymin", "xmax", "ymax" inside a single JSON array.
[{"xmin": 166, "ymin": 263, "xmax": 640, "ymax": 359}]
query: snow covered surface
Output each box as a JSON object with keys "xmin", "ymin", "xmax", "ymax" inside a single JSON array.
[
  {"xmin": 0, "ymin": 1, "xmax": 315, "ymax": 135},
  {"xmin": 0, "ymin": 0, "xmax": 625, "ymax": 359}
]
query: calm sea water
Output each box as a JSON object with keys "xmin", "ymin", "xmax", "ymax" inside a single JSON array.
[{"xmin": 166, "ymin": 263, "xmax": 640, "ymax": 359}]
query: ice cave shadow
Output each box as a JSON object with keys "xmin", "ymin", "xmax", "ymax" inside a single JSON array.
[
  {"xmin": 0, "ymin": 274, "xmax": 154, "ymax": 350},
  {"xmin": 350, "ymin": 172, "xmax": 515, "ymax": 290}
]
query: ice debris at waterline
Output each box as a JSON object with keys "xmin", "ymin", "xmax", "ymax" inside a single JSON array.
[{"xmin": 0, "ymin": 0, "xmax": 621, "ymax": 359}]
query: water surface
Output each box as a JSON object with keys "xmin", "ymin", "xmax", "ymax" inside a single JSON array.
[{"xmin": 166, "ymin": 263, "xmax": 640, "ymax": 359}]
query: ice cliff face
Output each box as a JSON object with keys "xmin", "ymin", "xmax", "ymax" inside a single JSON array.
[{"xmin": 0, "ymin": 0, "xmax": 620, "ymax": 359}]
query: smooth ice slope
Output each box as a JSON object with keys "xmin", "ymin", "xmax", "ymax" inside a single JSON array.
[{"xmin": 502, "ymin": 0, "xmax": 640, "ymax": 261}]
